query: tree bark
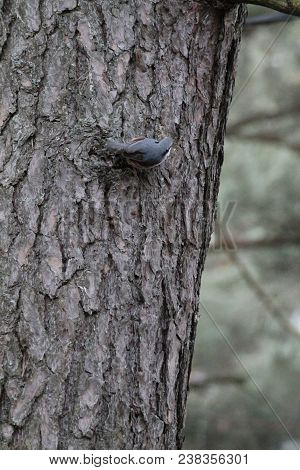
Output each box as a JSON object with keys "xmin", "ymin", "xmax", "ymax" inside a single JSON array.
[{"xmin": 0, "ymin": 0, "xmax": 245, "ymax": 450}]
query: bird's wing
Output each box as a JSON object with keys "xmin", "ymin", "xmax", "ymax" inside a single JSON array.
[{"xmin": 126, "ymin": 151, "xmax": 145, "ymax": 162}]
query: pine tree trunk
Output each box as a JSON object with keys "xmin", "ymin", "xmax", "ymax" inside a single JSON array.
[{"xmin": 0, "ymin": 0, "xmax": 245, "ymax": 450}]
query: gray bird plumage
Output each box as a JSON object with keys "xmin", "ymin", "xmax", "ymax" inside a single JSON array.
[{"xmin": 106, "ymin": 137, "xmax": 173, "ymax": 169}]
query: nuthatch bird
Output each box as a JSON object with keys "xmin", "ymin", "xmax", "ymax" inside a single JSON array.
[{"xmin": 106, "ymin": 136, "xmax": 173, "ymax": 169}]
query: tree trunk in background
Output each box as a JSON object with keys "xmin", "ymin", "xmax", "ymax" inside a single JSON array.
[{"xmin": 0, "ymin": 0, "xmax": 245, "ymax": 450}]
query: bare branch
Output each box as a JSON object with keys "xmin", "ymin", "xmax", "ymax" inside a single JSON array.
[
  {"xmin": 228, "ymin": 252, "xmax": 300, "ymax": 339},
  {"xmin": 246, "ymin": 12, "xmax": 298, "ymax": 25},
  {"xmin": 227, "ymin": 105, "xmax": 300, "ymax": 134},
  {"xmin": 189, "ymin": 370, "xmax": 247, "ymax": 390},
  {"xmin": 210, "ymin": 234, "xmax": 300, "ymax": 251},
  {"xmin": 234, "ymin": 0, "xmax": 300, "ymax": 16},
  {"xmin": 227, "ymin": 131, "xmax": 300, "ymax": 154}
]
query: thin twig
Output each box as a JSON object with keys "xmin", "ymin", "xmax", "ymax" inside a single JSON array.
[
  {"xmin": 200, "ymin": 300, "xmax": 299, "ymax": 450},
  {"xmin": 227, "ymin": 131, "xmax": 300, "ymax": 154},
  {"xmin": 210, "ymin": 235, "xmax": 300, "ymax": 251},
  {"xmin": 227, "ymin": 251, "xmax": 300, "ymax": 339},
  {"xmin": 190, "ymin": 370, "xmax": 247, "ymax": 389},
  {"xmin": 227, "ymin": 106, "xmax": 300, "ymax": 134},
  {"xmin": 231, "ymin": 13, "xmax": 296, "ymax": 107}
]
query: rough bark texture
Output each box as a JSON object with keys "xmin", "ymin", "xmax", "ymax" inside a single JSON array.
[{"xmin": 0, "ymin": 0, "xmax": 245, "ymax": 450}]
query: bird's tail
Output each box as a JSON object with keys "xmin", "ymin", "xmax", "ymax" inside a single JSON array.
[{"xmin": 106, "ymin": 138, "xmax": 127, "ymax": 155}]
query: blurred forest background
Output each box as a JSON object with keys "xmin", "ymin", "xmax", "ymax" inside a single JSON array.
[{"xmin": 185, "ymin": 6, "xmax": 300, "ymax": 450}]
